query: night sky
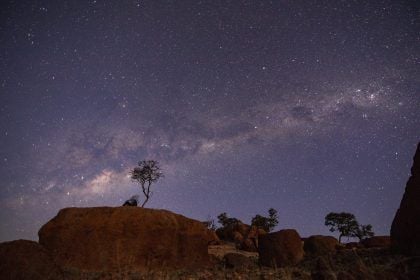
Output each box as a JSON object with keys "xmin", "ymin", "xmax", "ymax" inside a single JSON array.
[{"xmin": 0, "ymin": 0, "xmax": 419, "ymax": 242}]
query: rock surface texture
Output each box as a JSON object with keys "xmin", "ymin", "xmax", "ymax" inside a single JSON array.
[
  {"xmin": 391, "ymin": 143, "xmax": 420, "ymax": 255},
  {"xmin": 0, "ymin": 239, "xmax": 63, "ymax": 280},
  {"xmin": 303, "ymin": 235, "xmax": 338, "ymax": 256},
  {"xmin": 258, "ymin": 229, "xmax": 304, "ymax": 267},
  {"xmin": 38, "ymin": 207, "xmax": 210, "ymax": 272},
  {"xmin": 216, "ymin": 222, "xmax": 266, "ymax": 252}
]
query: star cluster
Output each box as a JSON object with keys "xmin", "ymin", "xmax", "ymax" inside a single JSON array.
[{"xmin": 0, "ymin": 0, "xmax": 419, "ymax": 241}]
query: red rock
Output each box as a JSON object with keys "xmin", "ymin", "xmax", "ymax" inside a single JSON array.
[
  {"xmin": 240, "ymin": 238, "xmax": 257, "ymax": 252},
  {"xmin": 239, "ymin": 226, "xmax": 266, "ymax": 252},
  {"xmin": 258, "ymin": 229, "xmax": 304, "ymax": 267},
  {"xmin": 303, "ymin": 235, "xmax": 338, "ymax": 256},
  {"xmin": 391, "ymin": 143, "xmax": 420, "ymax": 255},
  {"xmin": 216, "ymin": 222, "xmax": 265, "ymax": 252},
  {"xmin": 361, "ymin": 236, "xmax": 391, "ymax": 248},
  {"xmin": 0, "ymin": 239, "xmax": 63, "ymax": 280},
  {"xmin": 38, "ymin": 207, "xmax": 210, "ymax": 272},
  {"xmin": 205, "ymin": 229, "xmax": 221, "ymax": 245},
  {"xmin": 216, "ymin": 221, "xmax": 250, "ymax": 242}
]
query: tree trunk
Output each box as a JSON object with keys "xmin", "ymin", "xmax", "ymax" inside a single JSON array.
[{"xmin": 140, "ymin": 181, "xmax": 151, "ymax": 208}]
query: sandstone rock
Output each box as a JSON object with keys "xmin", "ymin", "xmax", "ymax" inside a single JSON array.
[
  {"xmin": 223, "ymin": 253, "xmax": 256, "ymax": 269},
  {"xmin": 361, "ymin": 236, "xmax": 390, "ymax": 248},
  {"xmin": 38, "ymin": 207, "xmax": 210, "ymax": 272},
  {"xmin": 216, "ymin": 222, "xmax": 266, "ymax": 252},
  {"xmin": 303, "ymin": 235, "xmax": 338, "ymax": 256},
  {"xmin": 258, "ymin": 229, "xmax": 304, "ymax": 267},
  {"xmin": 239, "ymin": 226, "xmax": 266, "ymax": 252},
  {"xmin": 216, "ymin": 221, "xmax": 250, "ymax": 242},
  {"xmin": 232, "ymin": 231, "xmax": 244, "ymax": 245},
  {"xmin": 205, "ymin": 229, "xmax": 221, "ymax": 245},
  {"xmin": 0, "ymin": 240, "xmax": 63, "ymax": 280},
  {"xmin": 391, "ymin": 143, "xmax": 420, "ymax": 255}
]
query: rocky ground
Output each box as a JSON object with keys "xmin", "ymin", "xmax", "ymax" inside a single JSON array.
[{"xmin": 57, "ymin": 244, "xmax": 420, "ymax": 279}]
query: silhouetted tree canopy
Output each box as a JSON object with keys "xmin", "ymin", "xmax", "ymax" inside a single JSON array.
[
  {"xmin": 217, "ymin": 212, "xmax": 240, "ymax": 228},
  {"xmin": 130, "ymin": 160, "xmax": 163, "ymax": 207},
  {"xmin": 353, "ymin": 224, "xmax": 375, "ymax": 241},
  {"xmin": 251, "ymin": 208, "xmax": 279, "ymax": 232},
  {"xmin": 325, "ymin": 212, "xmax": 359, "ymax": 243},
  {"xmin": 325, "ymin": 212, "xmax": 375, "ymax": 243},
  {"xmin": 203, "ymin": 216, "xmax": 216, "ymax": 231}
]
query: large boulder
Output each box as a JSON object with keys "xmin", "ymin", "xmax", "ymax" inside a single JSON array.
[
  {"xmin": 361, "ymin": 236, "xmax": 391, "ymax": 248},
  {"xmin": 304, "ymin": 235, "xmax": 338, "ymax": 256},
  {"xmin": 38, "ymin": 207, "xmax": 210, "ymax": 272},
  {"xmin": 0, "ymin": 240, "xmax": 63, "ymax": 280},
  {"xmin": 258, "ymin": 229, "xmax": 304, "ymax": 267},
  {"xmin": 391, "ymin": 143, "xmax": 420, "ymax": 255}
]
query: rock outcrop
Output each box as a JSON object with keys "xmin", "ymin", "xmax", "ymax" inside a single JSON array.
[
  {"xmin": 0, "ymin": 239, "xmax": 63, "ymax": 280},
  {"xmin": 361, "ymin": 236, "xmax": 390, "ymax": 248},
  {"xmin": 216, "ymin": 221, "xmax": 250, "ymax": 242},
  {"xmin": 391, "ymin": 143, "xmax": 420, "ymax": 255},
  {"xmin": 303, "ymin": 235, "xmax": 338, "ymax": 256},
  {"xmin": 38, "ymin": 207, "xmax": 210, "ymax": 272},
  {"xmin": 258, "ymin": 229, "xmax": 304, "ymax": 267},
  {"xmin": 216, "ymin": 222, "xmax": 266, "ymax": 252}
]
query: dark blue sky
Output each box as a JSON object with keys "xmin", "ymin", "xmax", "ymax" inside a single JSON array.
[{"xmin": 0, "ymin": 0, "xmax": 419, "ymax": 242}]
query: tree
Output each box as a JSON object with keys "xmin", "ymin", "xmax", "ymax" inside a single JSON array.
[
  {"xmin": 324, "ymin": 212, "xmax": 359, "ymax": 243},
  {"xmin": 353, "ymin": 224, "xmax": 375, "ymax": 241},
  {"xmin": 130, "ymin": 160, "xmax": 163, "ymax": 207},
  {"xmin": 203, "ymin": 215, "xmax": 216, "ymax": 231},
  {"xmin": 217, "ymin": 212, "xmax": 239, "ymax": 228},
  {"xmin": 251, "ymin": 208, "xmax": 279, "ymax": 232}
]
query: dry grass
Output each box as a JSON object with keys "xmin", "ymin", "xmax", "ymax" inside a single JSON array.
[{"xmin": 56, "ymin": 247, "xmax": 419, "ymax": 280}]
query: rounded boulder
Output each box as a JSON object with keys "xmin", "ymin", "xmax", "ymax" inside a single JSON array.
[
  {"xmin": 38, "ymin": 207, "xmax": 210, "ymax": 272},
  {"xmin": 0, "ymin": 240, "xmax": 63, "ymax": 280},
  {"xmin": 258, "ymin": 229, "xmax": 304, "ymax": 267},
  {"xmin": 303, "ymin": 235, "xmax": 339, "ymax": 256}
]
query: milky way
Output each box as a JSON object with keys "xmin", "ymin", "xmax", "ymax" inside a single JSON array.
[{"xmin": 0, "ymin": 0, "xmax": 419, "ymax": 242}]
